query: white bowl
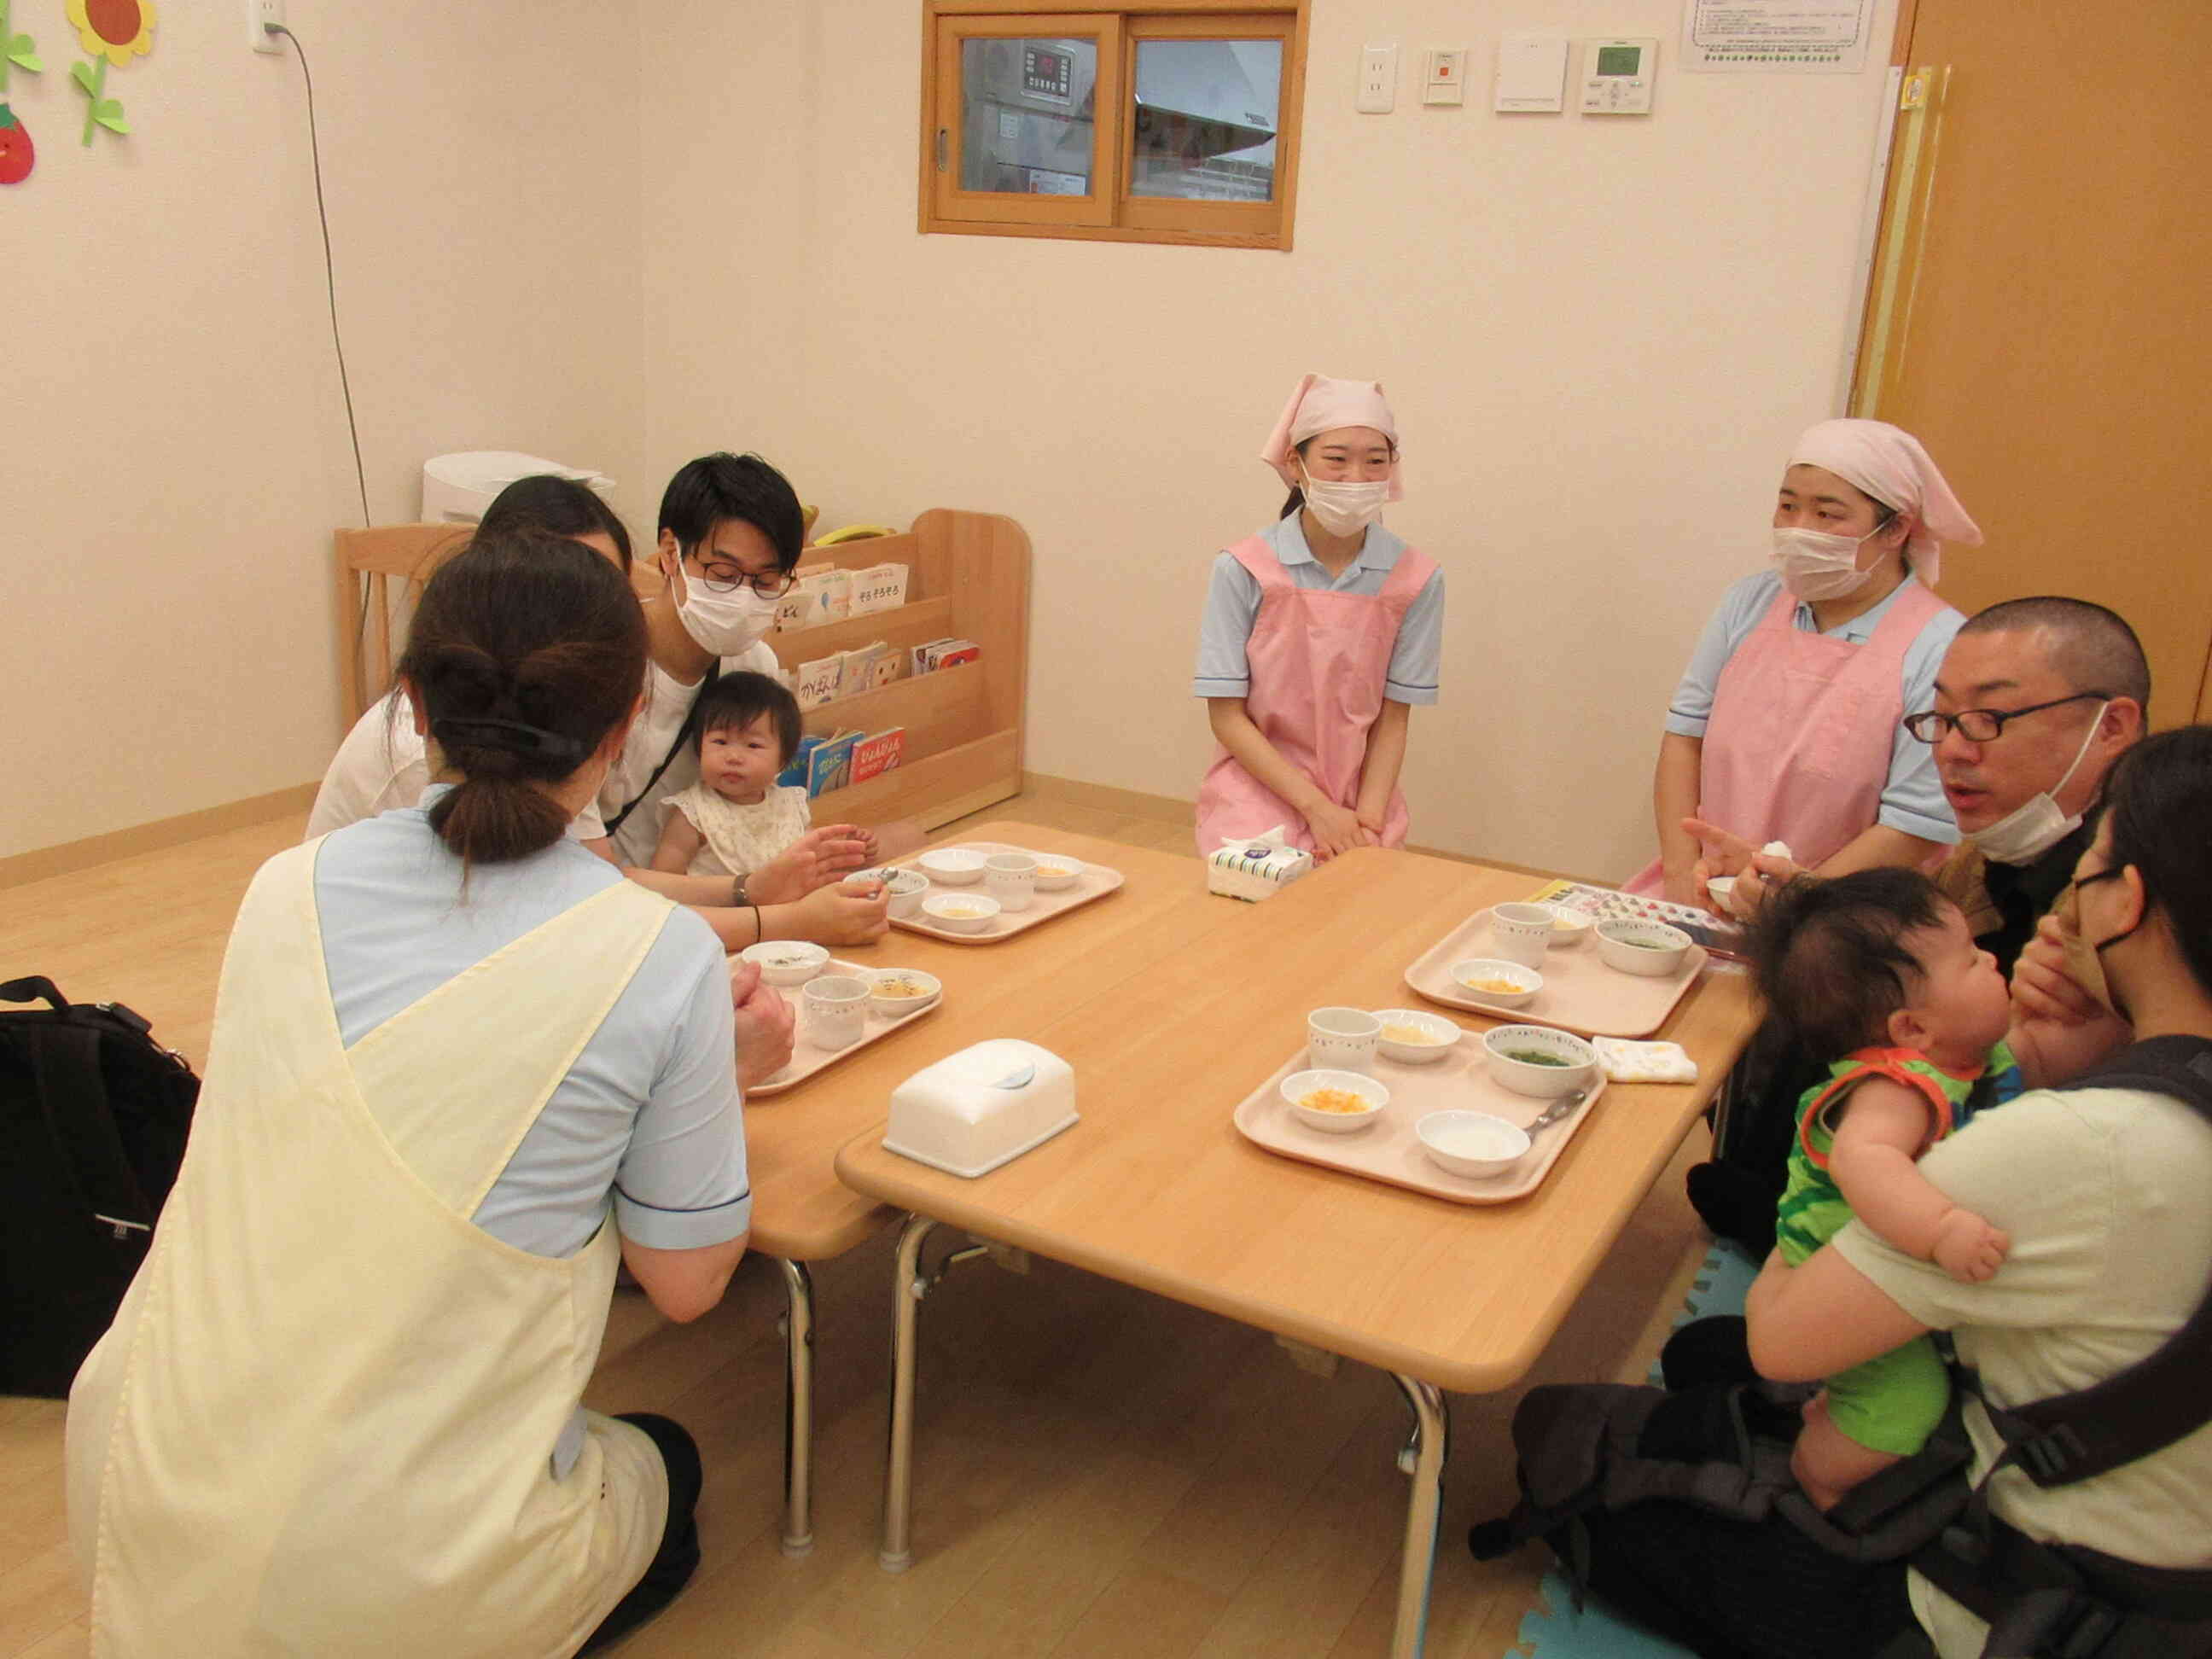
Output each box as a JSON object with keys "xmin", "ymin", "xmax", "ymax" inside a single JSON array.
[
  {"xmin": 861, "ymin": 867, "xmax": 930, "ymax": 917},
  {"xmin": 1449, "ymin": 958, "xmax": 1544, "ymax": 1010},
  {"xmin": 1280, "ymin": 1068, "xmax": 1389, "ymax": 1133},
  {"xmin": 917, "ymin": 847, "xmax": 988, "ymax": 885},
  {"xmin": 1703, "ymin": 876, "xmax": 1742, "ymax": 918},
  {"xmin": 1417, "ymin": 1110, "xmax": 1532, "ymax": 1178},
  {"xmin": 1543, "ymin": 905, "xmax": 1595, "ymax": 945},
  {"xmin": 868, "ymin": 967, "xmax": 941, "ymax": 1016},
  {"xmin": 739, "ymin": 940, "xmax": 830, "ymax": 987},
  {"xmin": 921, "ymin": 891, "xmax": 1001, "ymax": 934},
  {"xmin": 1371, "ymin": 1009, "xmax": 1463, "ymax": 1064},
  {"xmin": 1028, "ymin": 853, "xmax": 1084, "ymax": 891},
  {"xmin": 1481, "ymin": 1025, "xmax": 1599, "ymax": 1098},
  {"xmin": 1595, "ymin": 919, "xmax": 1693, "ymax": 977}
]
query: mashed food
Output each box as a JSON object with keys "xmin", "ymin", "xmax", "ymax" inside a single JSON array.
[
  {"xmin": 1382, "ymin": 1022, "xmax": 1447, "ymax": 1045},
  {"xmin": 1298, "ymin": 1087, "xmax": 1374, "ymax": 1115},
  {"xmin": 873, "ymin": 976, "xmax": 931, "ymax": 999},
  {"xmin": 1459, "ymin": 976, "xmax": 1528, "ymax": 994}
]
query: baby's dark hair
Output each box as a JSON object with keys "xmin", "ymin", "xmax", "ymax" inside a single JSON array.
[
  {"xmin": 693, "ymin": 671, "xmax": 802, "ymax": 765},
  {"xmin": 1745, "ymin": 868, "xmax": 1952, "ymax": 1060}
]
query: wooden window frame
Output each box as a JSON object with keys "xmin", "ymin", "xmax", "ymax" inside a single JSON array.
[{"xmin": 920, "ymin": 0, "xmax": 1306, "ymax": 251}]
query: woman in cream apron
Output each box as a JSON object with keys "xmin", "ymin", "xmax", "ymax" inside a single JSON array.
[{"xmin": 67, "ymin": 530, "xmax": 789, "ymax": 1657}]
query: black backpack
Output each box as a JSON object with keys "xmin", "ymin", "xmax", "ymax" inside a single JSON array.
[{"xmin": 1, "ymin": 976, "xmax": 199, "ymax": 1397}]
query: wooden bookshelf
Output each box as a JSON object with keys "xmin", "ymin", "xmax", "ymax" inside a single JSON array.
[{"xmin": 766, "ymin": 509, "xmax": 1029, "ymax": 830}]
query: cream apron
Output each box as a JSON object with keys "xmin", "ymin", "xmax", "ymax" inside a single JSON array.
[{"xmin": 67, "ymin": 843, "xmax": 676, "ymax": 1658}]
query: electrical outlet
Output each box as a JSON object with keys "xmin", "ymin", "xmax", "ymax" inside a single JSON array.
[
  {"xmin": 247, "ymin": 0, "xmax": 285, "ymax": 54},
  {"xmin": 1356, "ymin": 43, "xmax": 1397, "ymax": 113}
]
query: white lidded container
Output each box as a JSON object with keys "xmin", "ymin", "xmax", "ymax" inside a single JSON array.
[
  {"xmin": 421, "ymin": 451, "xmax": 614, "ymax": 523},
  {"xmin": 882, "ymin": 1039, "xmax": 1077, "ymax": 1178}
]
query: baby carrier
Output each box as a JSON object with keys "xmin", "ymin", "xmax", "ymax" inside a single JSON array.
[{"xmin": 1471, "ymin": 1036, "xmax": 2212, "ymax": 1659}]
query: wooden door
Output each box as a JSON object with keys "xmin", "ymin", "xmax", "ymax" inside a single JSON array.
[{"xmin": 1854, "ymin": 3, "xmax": 2212, "ymax": 723}]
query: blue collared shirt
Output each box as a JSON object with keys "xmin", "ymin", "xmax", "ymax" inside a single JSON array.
[
  {"xmin": 1191, "ymin": 515, "xmax": 1444, "ymax": 705},
  {"xmin": 1665, "ymin": 570, "xmax": 1965, "ymax": 843}
]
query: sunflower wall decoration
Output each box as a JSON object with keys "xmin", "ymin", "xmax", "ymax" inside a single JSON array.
[
  {"xmin": 67, "ymin": 0, "xmax": 154, "ymax": 146},
  {"xmin": 0, "ymin": 0, "xmax": 43, "ymax": 184}
]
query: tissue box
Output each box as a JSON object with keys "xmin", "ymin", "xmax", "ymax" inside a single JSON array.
[
  {"xmin": 882, "ymin": 1039, "xmax": 1078, "ymax": 1178},
  {"xmin": 1207, "ymin": 825, "xmax": 1314, "ymax": 903}
]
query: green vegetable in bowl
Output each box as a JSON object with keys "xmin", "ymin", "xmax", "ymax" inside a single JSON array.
[{"xmin": 1505, "ymin": 1049, "xmax": 1570, "ymax": 1067}]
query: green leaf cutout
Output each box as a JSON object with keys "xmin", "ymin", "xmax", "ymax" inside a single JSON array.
[
  {"xmin": 7, "ymin": 37, "xmax": 41, "ymax": 72},
  {"xmin": 94, "ymin": 97, "xmax": 126, "ymax": 132},
  {"xmin": 71, "ymin": 59, "xmax": 94, "ymax": 93},
  {"xmin": 0, "ymin": 103, "xmax": 15, "ymax": 131}
]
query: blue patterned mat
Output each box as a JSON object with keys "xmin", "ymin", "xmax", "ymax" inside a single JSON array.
[{"xmin": 1510, "ymin": 1239, "xmax": 1760, "ymax": 1657}]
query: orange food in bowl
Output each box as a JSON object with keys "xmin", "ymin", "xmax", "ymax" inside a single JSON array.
[{"xmin": 1297, "ymin": 1087, "xmax": 1375, "ymax": 1115}]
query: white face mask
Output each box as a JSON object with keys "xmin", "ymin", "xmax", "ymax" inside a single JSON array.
[
  {"xmin": 1965, "ymin": 701, "xmax": 2109, "ymax": 865},
  {"xmin": 1770, "ymin": 524, "xmax": 1889, "ymax": 601},
  {"xmin": 669, "ymin": 557, "xmax": 781, "ymax": 655},
  {"xmin": 1300, "ymin": 471, "xmax": 1390, "ymax": 539}
]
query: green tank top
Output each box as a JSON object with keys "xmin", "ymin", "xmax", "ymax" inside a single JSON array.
[{"xmin": 1774, "ymin": 1041, "xmax": 2018, "ymax": 1267}]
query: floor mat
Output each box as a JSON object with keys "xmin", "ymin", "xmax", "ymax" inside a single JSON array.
[{"xmin": 1509, "ymin": 1239, "xmax": 1760, "ymax": 1657}]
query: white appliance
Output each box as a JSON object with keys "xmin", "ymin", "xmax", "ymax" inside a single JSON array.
[{"xmin": 420, "ymin": 451, "xmax": 614, "ymax": 525}]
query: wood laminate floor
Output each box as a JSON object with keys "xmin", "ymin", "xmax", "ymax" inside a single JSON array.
[{"xmin": 0, "ymin": 794, "xmax": 1711, "ymax": 1657}]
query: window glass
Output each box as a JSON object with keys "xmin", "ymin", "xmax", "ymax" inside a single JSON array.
[
  {"xmin": 1129, "ymin": 39, "xmax": 1281, "ymax": 201},
  {"xmin": 959, "ymin": 36, "xmax": 1100, "ymax": 195}
]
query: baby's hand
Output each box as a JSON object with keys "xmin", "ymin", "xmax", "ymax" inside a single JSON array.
[{"xmin": 1931, "ymin": 1208, "xmax": 2010, "ymax": 1284}]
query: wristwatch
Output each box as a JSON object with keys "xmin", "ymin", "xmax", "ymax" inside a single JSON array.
[{"xmin": 730, "ymin": 874, "xmax": 749, "ymax": 906}]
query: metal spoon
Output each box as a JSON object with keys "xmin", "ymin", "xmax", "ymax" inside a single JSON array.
[{"xmin": 1525, "ymin": 1087, "xmax": 1591, "ymax": 1136}]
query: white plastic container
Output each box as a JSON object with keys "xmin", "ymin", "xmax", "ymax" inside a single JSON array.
[
  {"xmin": 421, "ymin": 451, "xmax": 614, "ymax": 524},
  {"xmin": 882, "ymin": 1039, "xmax": 1078, "ymax": 1178}
]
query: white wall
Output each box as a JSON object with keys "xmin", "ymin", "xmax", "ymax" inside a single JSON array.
[
  {"xmin": 1, "ymin": 0, "xmax": 646, "ymax": 859},
  {"xmin": 637, "ymin": 0, "xmax": 1899, "ymax": 879}
]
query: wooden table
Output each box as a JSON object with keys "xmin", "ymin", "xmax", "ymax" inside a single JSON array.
[
  {"xmin": 834, "ymin": 845, "xmax": 1758, "ymax": 1655},
  {"xmin": 745, "ymin": 822, "xmax": 1221, "ymax": 1552}
]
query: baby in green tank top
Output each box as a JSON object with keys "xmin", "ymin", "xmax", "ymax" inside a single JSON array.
[{"xmin": 1748, "ymin": 869, "xmax": 2023, "ymax": 1511}]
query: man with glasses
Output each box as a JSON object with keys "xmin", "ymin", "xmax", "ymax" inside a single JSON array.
[{"xmin": 1685, "ymin": 597, "xmax": 2149, "ymax": 1255}]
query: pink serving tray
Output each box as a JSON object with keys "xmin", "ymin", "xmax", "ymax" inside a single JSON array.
[
  {"xmin": 747, "ymin": 958, "xmax": 941, "ymax": 1097},
  {"xmin": 1231, "ymin": 1041, "xmax": 1606, "ymax": 1205},
  {"xmin": 1403, "ymin": 908, "xmax": 1708, "ymax": 1039},
  {"xmin": 888, "ymin": 841, "xmax": 1124, "ymax": 944}
]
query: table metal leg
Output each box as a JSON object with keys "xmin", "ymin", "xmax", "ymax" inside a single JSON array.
[
  {"xmin": 776, "ymin": 1256, "xmax": 815, "ymax": 1557},
  {"xmin": 878, "ymin": 1213, "xmax": 939, "ymax": 1572},
  {"xmin": 1388, "ymin": 1373, "xmax": 1449, "ymax": 1659}
]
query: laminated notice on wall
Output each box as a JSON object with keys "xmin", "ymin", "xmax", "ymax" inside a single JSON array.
[{"xmin": 1681, "ymin": 0, "xmax": 1876, "ymax": 73}]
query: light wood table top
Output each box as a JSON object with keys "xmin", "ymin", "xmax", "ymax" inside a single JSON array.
[
  {"xmin": 835, "ymin": 844, "xmax": 1758, "ymax": 1393},
  {"xmin": 745, "ymin": 821, "xmax": 1222, "ymax": 1260}
]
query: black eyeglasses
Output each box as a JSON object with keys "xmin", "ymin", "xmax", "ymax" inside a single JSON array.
[
  {"xmin": 1901, "ymin": 691, "xmax": 2110, "ymax": 745},
  {"xmin": 694, "ymin": 558, "xmax": 796, "ymax": 598}
]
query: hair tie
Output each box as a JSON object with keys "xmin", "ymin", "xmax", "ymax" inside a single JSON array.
[{"xmin": 430, "ymin": 716, "xmax": 586, "ymax": 765}]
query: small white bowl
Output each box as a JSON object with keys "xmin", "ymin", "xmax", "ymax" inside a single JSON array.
[
  {"xmin": 868, "ymin": 967, "xmax": 942, "ymax": 1016},
  {"xmin": 1481, "ymin": 1025, "xmax": 1599, "ymax": 1098},
  {"xmin": 863, "ymin": 867, "xmax": 930, "ymax": 918},
  {"xmin": 1703, "ymin": 876, "xmax": 1742, "ymax": 918},
  {"xmin": 739, "ymin": 940, "xmax": 830, "ymax": 987},
  {"xmin": 921, "ymin": 891, "xmax": 1001, "ymax": 934},
  {"xmin": 1280, "ymin": 1068, "xmax": 1389, "ymax": 1133},
  {"xmin": 1595, "ymin": 919, "xmax": 1693, "ymax": 977},
  {"xmin": 1449, "ymin": 958, "xmax": 1544, "ymax": 1010},
  {"xmin": 1543, "ymin": 905, "xmax": 1595, "ymax": 945},
  {"xmin": 1028, "ymin": 854, "xmax": 1084, "ymax": 891},
  {"xmin": 1371, "ymin": 1009, "xmax": 1463, "ymax": 1064},
  {"xmin": 917, "ymin": 847, "xmax": 988, "ymax": 885},
  {"xmin": 1417, "ymin": 1110, "xmax": 1532, "ymax": 1178}
]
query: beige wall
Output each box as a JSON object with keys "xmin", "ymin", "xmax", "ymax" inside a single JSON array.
[
  {"xmin": 637, "ymin": 0, "xmax": 1901, "ymax": 880},
  {"xmin": 9, "ymin": 0, "xmax": 1904, "ymax": 878},
  {"xmin": 2, "ymin": 1, "xmax": 647, "ymax": 859}
]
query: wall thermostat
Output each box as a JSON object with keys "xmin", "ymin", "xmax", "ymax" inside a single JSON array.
[{"xmin": 1580, "ymin": 38, "xmax": 1656, "ymax": 114}]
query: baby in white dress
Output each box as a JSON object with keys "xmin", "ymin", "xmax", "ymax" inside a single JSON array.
[{"xmin": 651, "ymin": 672, "xmax": 813, "ymax": 878}]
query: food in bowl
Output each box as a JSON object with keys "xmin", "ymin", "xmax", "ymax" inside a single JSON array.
[
  {"xmin": 1371, "ymin": 1009, "xmax": 1460, "ymax": 1064},
  {"xmin": 920, "ymin": 892, "xmax": 1001, "ymax": 934},
  {"xmin": 1544, "ymin": 905, "xmax": 1595, "ymax": 940},
  {"xmin": 873, "ymin": 976, "xmax": 930, "ymax": 999},
  {"xmin": 1416, "ymin": 1110, "xmax": 1532, "ymax": 1178},
  {"xmin": 1447, "ymin": 958, "xmax": 1541, "ymax": 1010},
  {"xmin": 1298, "ymin": 1086, "xmax": 1373, "ymax": 1115},
  {"xmin": 1481, "ymin": 1025, "xmax": 1598, "ymax": 1098},
  {"xmin": 1502, "ymin": 1048, "xmax": 1570, "ymax": 1067},
  {"xmin": 1462, "ymin": 976, "xmax": 1528, "ymax": 994},
  {"xmin": 1381, "ymin": 1022, "xmax": 1448, "ymax": 1045},
  {"xmin": 1595, "ymin": 919, "xmax": 1695, "ymax": 977},
  {"xmin": 934, "ymin": 903, "xmax": 986, "ymax": 919},
  {"xmin": 917, "ymin": 848, "xmax": 987, "ymax": 885},
  {"xmin": 737, "ymin": 940, "xmax": 831, "ymax": 986}
]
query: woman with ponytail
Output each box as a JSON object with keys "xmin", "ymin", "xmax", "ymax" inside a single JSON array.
[{"xmin": 68, "ymin": 533, "xmax": 791, "ymax": 1657}]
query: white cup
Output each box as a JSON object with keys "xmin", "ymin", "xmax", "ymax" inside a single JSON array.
[
  {"xmin": 984, "ymin": 852, "xmax": 1038, "ymax": 912},
  {"xmin": 1489, "ymin": 903, "xmax": 1557, "ymax": 969},
  {"xmin": 802, "ymin": 975, "xmax": 870, "ymax": 1051},
  {"xmin": 1307, "ymin": 1006, "xmax": 1382, "ymax": 1074}
]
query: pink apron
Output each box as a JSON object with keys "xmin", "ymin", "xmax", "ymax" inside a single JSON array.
[
  {"xmin": 1627, "ymin": 579, "xmax": 1950, "ymax": 894},
  {"xmin": 1196, "ymin": 535, "xmax": 1436, "ymax": 855}
]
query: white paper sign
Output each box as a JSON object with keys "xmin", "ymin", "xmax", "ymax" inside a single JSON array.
[{"xmin": 1682, "ymin": 0, "xmax": 1877, "ymax": 73}]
